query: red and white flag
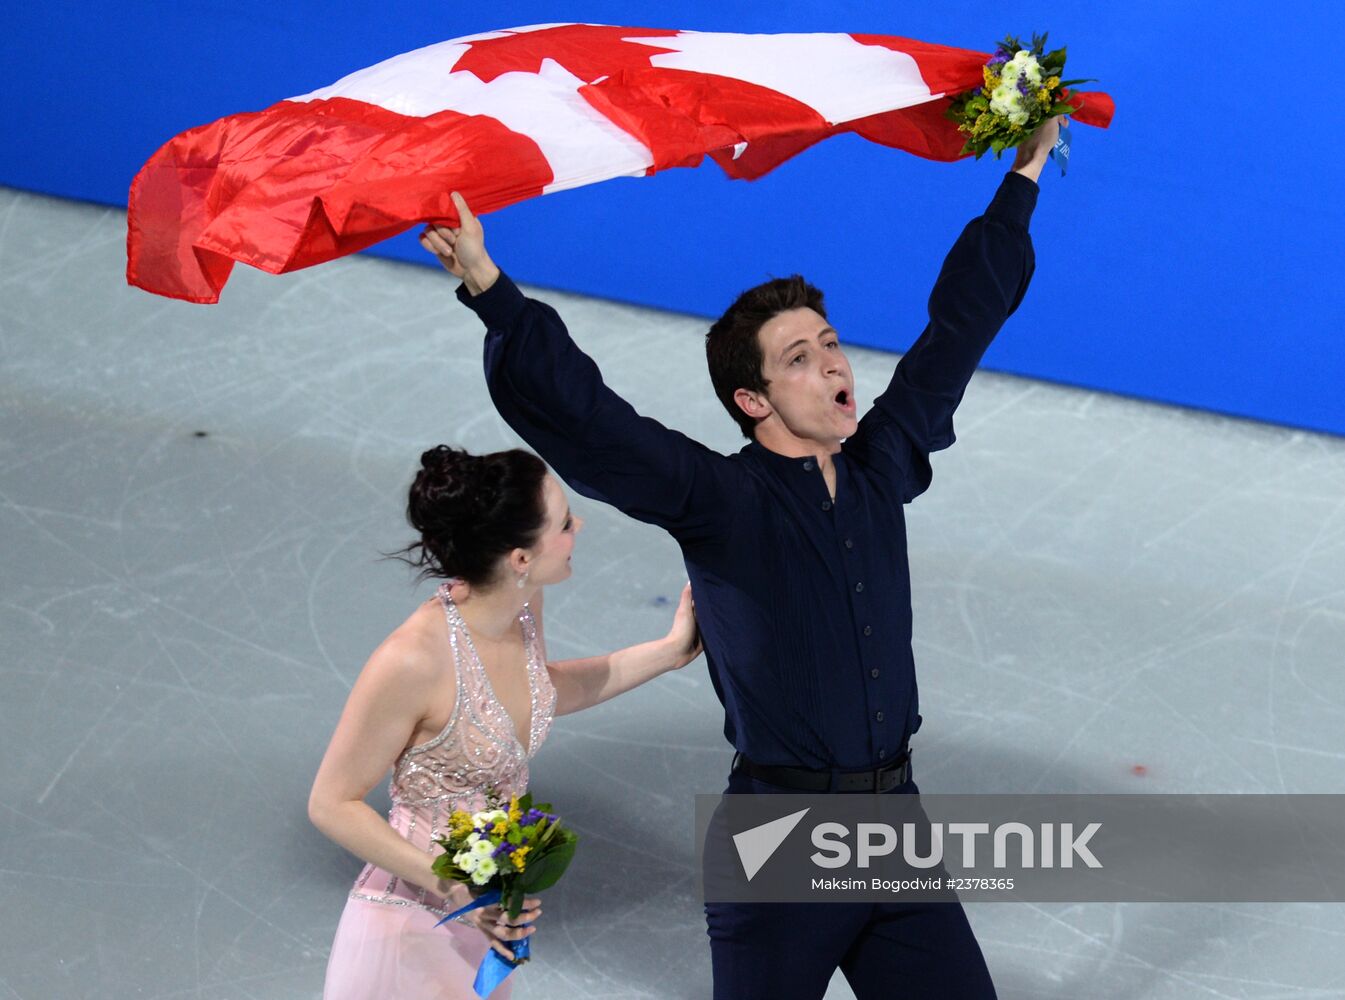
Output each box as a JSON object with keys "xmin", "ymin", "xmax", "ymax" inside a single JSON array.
[{"xmin": 126, "ymin": 23, "xmax": 1113, "ymax": 303}]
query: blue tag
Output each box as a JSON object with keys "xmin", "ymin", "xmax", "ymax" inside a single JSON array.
[{"xmin": 1050, "ymin": 120, "xmax": 1072, "ymax": 176}]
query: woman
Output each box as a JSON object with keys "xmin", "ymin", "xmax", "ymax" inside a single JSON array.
[{"xmin": 309, "ymin": 445, "xmax": 700, "ymax": 998}]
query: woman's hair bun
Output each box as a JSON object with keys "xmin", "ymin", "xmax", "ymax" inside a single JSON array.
[{"xmin": 393, "ymin": 446, "xmax": 549, "ymax": 586}]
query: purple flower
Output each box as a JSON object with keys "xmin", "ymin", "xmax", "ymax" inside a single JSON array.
[{"xmin": 493, "ymin": 841, "xmax": 515, "ymax": 858}]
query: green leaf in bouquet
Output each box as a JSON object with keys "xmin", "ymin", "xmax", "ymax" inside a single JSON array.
[
  {"xmin": 536, "ymin": 817, "xmax": 570, "ymax": 848},
  {"xmin": 431, "ymin": 851, "xmax": 457, "ymax": 881},
  {"xmin": 504, "ymin": 882, "xmax": 526, "ymax": 921},
  {"xmin": 1057, "ymin": 78, "xmax": 1095, "ymax": 88},
  {"xmin": 517, "ymin": 792, "xmax": 533, "ymax": 813},
  {"xmin": 517, "ymin": 838, "xmax": 578, "ymax": 894}
]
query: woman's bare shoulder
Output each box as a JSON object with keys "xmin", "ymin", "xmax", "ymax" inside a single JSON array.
[{"xmin": 360, "ymin": 598, "xmax": 453, "ymax": 693}]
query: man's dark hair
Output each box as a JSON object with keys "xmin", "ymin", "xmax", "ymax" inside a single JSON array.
[{"xmin": 705, "ymin": 275, "xmax": 827, "ymax": 439}]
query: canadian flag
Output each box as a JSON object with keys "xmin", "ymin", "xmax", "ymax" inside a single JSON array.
[{"xmin": 126, "ymin": 23, "xmax": 1113, "ymax": 303}]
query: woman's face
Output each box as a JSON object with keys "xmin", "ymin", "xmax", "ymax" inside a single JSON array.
[{"xmin": 524, "ymin": 475, "xmax": 582, "ymax": 586}]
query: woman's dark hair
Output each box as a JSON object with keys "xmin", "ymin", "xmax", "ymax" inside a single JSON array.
[
  {"xmin": 705, "ymin": 275, "xmax": 827, "ymax": 439},
  {"xmin": 393, "ymin": 446, "xmax": 549, "ymax": 586}
]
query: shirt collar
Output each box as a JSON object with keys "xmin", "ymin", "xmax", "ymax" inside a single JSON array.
[{"xmin": 742, "ymin": 439, "xmax": 841, "ymax": 473}]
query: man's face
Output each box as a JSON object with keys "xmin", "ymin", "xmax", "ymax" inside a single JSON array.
[{"xmin": 752, "ymin": 307, "xmax": 857, "ymax": 445}]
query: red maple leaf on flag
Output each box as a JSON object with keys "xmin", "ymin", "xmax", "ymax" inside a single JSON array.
[{"xmin": 453, "ymin": 24, "xmax": 681, "ymax": 84}]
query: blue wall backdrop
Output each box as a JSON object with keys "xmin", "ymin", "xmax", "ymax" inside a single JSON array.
[{"xmin": 5, "ymin": 3, "xmax": 1342, "ymax": 435}]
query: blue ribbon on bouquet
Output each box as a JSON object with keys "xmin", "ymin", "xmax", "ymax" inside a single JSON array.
[
  {"xmin": 436, "ymin": 889, "xmax": 531, "ymax": 998},
  {"xmin": 1049, "ymin": 118, "xmax": 1072, "ymax": 176}
]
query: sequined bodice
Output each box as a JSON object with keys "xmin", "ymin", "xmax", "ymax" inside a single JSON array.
[
  {"xmin": 349, "ymin": 586, "xmax": 556, "ymax": 914},
  {"xmin": 391, "ymin": 586, "xmax": 556, "ymax": 807}
]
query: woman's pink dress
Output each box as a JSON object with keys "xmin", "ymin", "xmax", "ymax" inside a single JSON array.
[{"xmin": 323, "ymin": 586, "xmax": 557, "ymax": 999}]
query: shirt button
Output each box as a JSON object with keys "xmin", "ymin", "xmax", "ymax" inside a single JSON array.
[
  {"xmin": 875, "ymin": 711, "xmax": 885, "ymax": 723},
  {"xmin": 844, "ymin": 539, "xmax": 854, "ymax": 550},
  {"xmin": 870, "ymin": 668, "xmax": 880, "ymax": 679},
  {"xmin": 863, "ymin": 625, "xmax": 873, "ymax": 636},
  {"xmin": 878, "ymin": 747, "xmax": 887, "ymax": 758},
  {"xmin": 803, "ymin": 460, "xmax": 815, "ymax": 471},
  {"xmin": 855, "ymin": 582, "xmax": 864, "ymax": 593},
  {"xmin": 821, "ymin": 500, "xmax": 832, "ymax": 511}
]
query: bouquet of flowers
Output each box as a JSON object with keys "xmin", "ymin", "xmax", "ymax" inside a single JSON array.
[
  {"xmin": 947, "ymin": 33, "xmax": 1093, "ymax": 159},
  {"xmin": 432, "ymin": 792, "xmax": 579, "ymax": 925}
]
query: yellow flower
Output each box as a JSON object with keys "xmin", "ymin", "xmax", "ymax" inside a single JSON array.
[
  {"xmin": 449, "ymin": 812, "xmax": 474, "ymax": 837},
  {"xmin": 1046, "ymin": 76, "xmax": 1060, "ymax": 90},
  {"xmin": 492, "ymin": 820, "xmax": 509, "ymax": 837},
  {"xmin": 513, "ymin": 846, "xmax": 531, "ymax": 871},
  {"xmin": 507, "ymin": 796, "xmax": 523, "ymax": 825},
  {"xmin": 983, "ymin": 66, "xmax": 999, "ymax": 89}
]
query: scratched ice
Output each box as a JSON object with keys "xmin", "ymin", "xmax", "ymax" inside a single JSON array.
[{"xmin": 2, "ymin": 186, "xmax": 1343, "ymax": 999}]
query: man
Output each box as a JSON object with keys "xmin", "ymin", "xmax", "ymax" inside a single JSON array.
[{"xmin": 422, "ymin": 117, "xmax": 1060, "ymax": 999}]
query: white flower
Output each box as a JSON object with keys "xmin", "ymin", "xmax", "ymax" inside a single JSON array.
[
  {"xmin": 466, "ymin": 832, "xmax": 482, "ymax": 846},
  {"xmin": 471, "ymin": 809, "xmax": 507, "ymax": 828},
  {"xmin": 471, "ymin": 838, "xmax": 495, "ymax": 857},
  {"xmin": 989, "ymin": 86, "xmax": 1023, "ymax": 118},
  {"xmin": 1003, "ymin": 51, "xmax": 1042, "ymax": 87},
  {"xmin": 456, "ymin": 851, "xmax": 479, "ymax": 873},
  {"xmin": 470, "ymin": 856, "xmax": 498, "ymax": 885}
]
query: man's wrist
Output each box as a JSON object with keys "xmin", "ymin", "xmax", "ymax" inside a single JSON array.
[
  {"xmin": 1010, "ymin": 153, "xmax": 1048, "ymax": 184},
  {"xmin": 463, "ymin": 262, "xmax": 501, "ymax": 297}
]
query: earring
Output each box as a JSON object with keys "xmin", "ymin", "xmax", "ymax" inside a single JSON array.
[{"xmin": 516, "ymin": 570, "xmax": 529, "ymax": 589}]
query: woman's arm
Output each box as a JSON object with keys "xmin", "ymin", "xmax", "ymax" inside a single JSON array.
[
  {"xmin": 307, "ymin": 634, "xmax": 455, "ymax": 899},
  {"xmin": 539, "ymin": 584, "xmax": 702, "ymax": 717},
  {"xmin": 309, "ymin": 629, "xmax": 542, "ymax": 958}
]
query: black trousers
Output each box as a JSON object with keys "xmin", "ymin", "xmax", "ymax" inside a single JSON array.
[{"xmin": 704, "ymin": 767, "xmax": 997, "ymax": 1000}]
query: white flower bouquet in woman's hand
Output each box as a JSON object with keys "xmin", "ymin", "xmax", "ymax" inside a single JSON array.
[{"xmin": 432, "ymin": 792, "xmax": 579, "ymax": 933}]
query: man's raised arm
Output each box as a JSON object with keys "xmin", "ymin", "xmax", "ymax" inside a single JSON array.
[
  {"xmin": 422, "ymin": 194, "xmax": 732, "ymax": 540},
  {"xmin": 847, "ymin": 119, "xmax": 1059, "ymax": 501}
]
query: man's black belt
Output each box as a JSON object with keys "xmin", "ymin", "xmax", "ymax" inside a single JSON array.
[{"xmin": 733, "ymin": 749, "xmax": 912, "ymax": 793}]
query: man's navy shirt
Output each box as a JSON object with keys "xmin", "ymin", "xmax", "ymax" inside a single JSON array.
[{"xmin": 460, "ymin": 173, "xmax": 1038, "ymax": 771}]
